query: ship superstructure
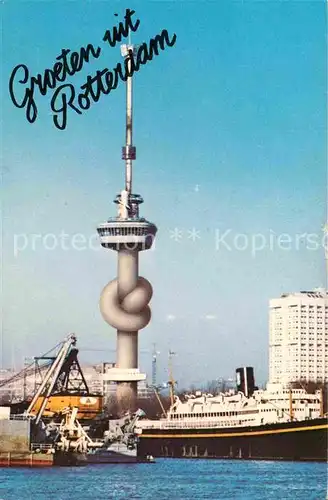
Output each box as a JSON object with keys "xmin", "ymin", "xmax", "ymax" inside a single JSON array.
[{"xmin": 139, "ymin": 384, "xmax": 323, "ymax": 431}]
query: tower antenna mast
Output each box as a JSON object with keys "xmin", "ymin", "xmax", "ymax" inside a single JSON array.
[{"xmin": 124, "ymin": 43, "xmax": 134, "ymax": 195}]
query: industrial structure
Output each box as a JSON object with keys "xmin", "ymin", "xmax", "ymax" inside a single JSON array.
[
  {"xmin": 151, "ymin": 344, "xmax": 160, "ymax": 387},
  {"xmin": 0, "ymin": 334, "xmax": 151, "ymax": 466},
  {"xmin": 97, "ymin": 44, "xmax": 157, "ymax": 406},
  {"xmin": 269, "ymin": 288, "xmax": 328, "ymax": 384},
  {"xmin": 0, "ymin": 334, "xmax": 103, "ymax": 422}
]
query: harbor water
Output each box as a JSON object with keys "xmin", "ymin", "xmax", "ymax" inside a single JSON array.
[{"xmin": 0, "ymin": 459, "xmax": 326, "ymax": 499}]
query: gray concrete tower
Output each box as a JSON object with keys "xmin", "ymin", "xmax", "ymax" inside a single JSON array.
[{"xmin": 97, "ymin": 44, "xmax": 157, "ymax": 408}]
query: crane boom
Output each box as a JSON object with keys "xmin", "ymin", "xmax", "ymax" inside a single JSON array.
[{"xmin": 25, "ymin": 334, "xmax": 77, "ymax": 423}]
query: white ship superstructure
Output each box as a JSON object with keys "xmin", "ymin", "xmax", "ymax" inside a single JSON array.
[{"xmin": 138, "ymin": 383, "xmax": 323, "ymax": 431}]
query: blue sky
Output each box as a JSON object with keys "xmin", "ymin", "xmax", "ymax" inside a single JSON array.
[{"xmin": 2, "ymin": 1, "xmax": 327, "ymax": 388}]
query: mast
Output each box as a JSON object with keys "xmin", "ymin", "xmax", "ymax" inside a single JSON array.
[
  {"xmin": 289, "ymin": 389, "xmax": 294, "ymax": 422},
  {"xmin": 320, "ymin": 387, "xmax": 324, "ymax": 418},
  {"xmin": 168, "ymin": 350, "xmax": 176, "ymax": 406},
  {"xmin": 125, "ymin": 45, "xmax": 134, "ymax": 195}
]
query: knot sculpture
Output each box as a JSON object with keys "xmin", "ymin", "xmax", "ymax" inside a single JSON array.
[{"xmin": 100, "ymin": 277, "xmax": 153, "ymax": 331}]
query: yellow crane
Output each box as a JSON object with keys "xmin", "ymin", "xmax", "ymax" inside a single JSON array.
[{"xmin": 23, "ymin": 334, "xmax": 103, "ymax": 423}]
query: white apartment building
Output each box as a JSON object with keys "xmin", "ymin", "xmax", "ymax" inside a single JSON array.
[{"xmin": 269, "ymin": 288, "xmax": 328, "ymax": 384}]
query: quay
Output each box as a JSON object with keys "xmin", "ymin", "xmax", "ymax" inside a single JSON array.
[
  {"xmin": 0, "ymin": 451, "xmax": 53, "ymax": 467},
  {"xmin": 0, "ymin": 412, "xmax": 54, "ymax": 467}
]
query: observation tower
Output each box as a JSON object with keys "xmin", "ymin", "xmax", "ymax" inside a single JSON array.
[{"xmin": 97, "ymin": 44, "xmax": 157, "ymax": 407}]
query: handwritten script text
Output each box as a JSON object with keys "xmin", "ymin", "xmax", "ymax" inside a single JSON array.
[{"xmin": 8, "ymin": 9, "xmax": 177, "ymax": 130}]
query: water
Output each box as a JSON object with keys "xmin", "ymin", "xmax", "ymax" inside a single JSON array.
[{"xmin": 0, "ymin": 459, "xmax": 327, "ymax": 500}]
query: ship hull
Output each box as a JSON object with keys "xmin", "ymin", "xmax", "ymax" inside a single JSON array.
[
  {"xmin": 87, "ymin": 451, "xmax": 137, "ymax": 464},
  {"xmin": 138, "ymin": 418, "xmax": 328, "ymax": 462},
  {"xmin": 87, "ymin": 443, "xmax": 138, "ymax": 464},
  {"xmin": 53, "ymin": 451, "xmax": 87, "ymax": 466}
]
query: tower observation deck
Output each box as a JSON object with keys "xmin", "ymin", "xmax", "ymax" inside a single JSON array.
[{"xmin": 97, "ymin": 44, "xmax": 157, "ymax": 409}]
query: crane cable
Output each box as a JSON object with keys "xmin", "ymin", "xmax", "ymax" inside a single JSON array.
[{"xmin": 0, "ymin": 340, "xmax": 64, "ymax": 388}]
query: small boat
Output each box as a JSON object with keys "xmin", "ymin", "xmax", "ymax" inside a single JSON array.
[
  {"xmin": 86, "ymin": 409, "xmax": 156, "ymax": 464},
  {"xmin": 87, "ymin": 442, "xmax": 137, "ymax": 464},
  {"xmin": 87, "ymin": 443, "xmax": 156, "ymax": 464}
]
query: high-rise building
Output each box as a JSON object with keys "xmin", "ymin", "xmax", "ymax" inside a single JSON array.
[{"xmin": 269, "ymin": 289, "xmax": 328, "ymax": 384}]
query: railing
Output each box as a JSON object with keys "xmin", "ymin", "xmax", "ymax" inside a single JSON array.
[
  {"xmin": 9, "ymin": 414, "xmax": 33, "ymax": 421},
  {"xmin": 138, "ymin": 418, "xmax": 258, "ymax": 430},
  {"xmin": 138, "ymin": 411, "xmax": 323, "ymax": 431},
  {"xmin": 31, "ymin": 443, "xmax": 54, "ymax": 452}
]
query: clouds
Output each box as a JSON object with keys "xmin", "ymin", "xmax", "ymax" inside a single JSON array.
[
  {"xmin": 204, "ymin": 314, "xmax": 217, "ymax": 321},
  {"xmin": 164, "ymin": 313, "xmax": 217, "ymax": 321}
]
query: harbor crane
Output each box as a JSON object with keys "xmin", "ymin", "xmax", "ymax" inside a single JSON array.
[
  {"xmin": 25, "ymin": 334, "xmax": 79, "ymax": 424},
  {"xmin": 4, "ymin": 333, "xmax": 103, "ymax": 424}
]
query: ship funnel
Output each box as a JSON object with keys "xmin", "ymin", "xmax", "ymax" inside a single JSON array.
[{"xmin": 236, "ymin": 367, "xmax": 257, "ymax": 397}]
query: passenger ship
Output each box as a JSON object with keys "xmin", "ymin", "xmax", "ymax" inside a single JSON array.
[{"xmin": 136, "ymin": 368, "xmax": 328, "ymax": 461}]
